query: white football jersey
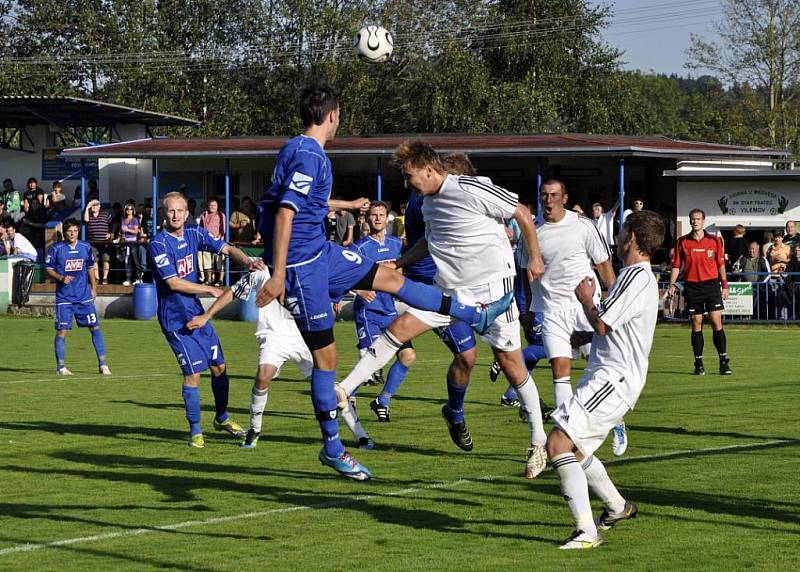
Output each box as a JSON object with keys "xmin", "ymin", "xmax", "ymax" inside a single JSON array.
[
  {"xmin": 232, "ymin": 269, "xmax": 306, "ymax": 340},
  {"xmin": 531, "ymin": 210, "xmax": 611, "ymax": 313},
  {"xmin": 581, "ymin": 262, "xmax": 658, "ymax": 407},
  {"xmin": 422, "ymin": 174, "xmax": 517, "ymax": 289}
]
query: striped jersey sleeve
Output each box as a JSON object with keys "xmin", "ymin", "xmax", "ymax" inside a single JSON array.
[
  {"xmin": 231, "ymin": 272, "xmax": 253, "ymax": 300},
  {"xmin": 597, "ymin": 265, "xmax": 650, "ymax": 329},
  {"xmin": 457, "ymin": 175, "xmax": 518, "ymax": 219}
]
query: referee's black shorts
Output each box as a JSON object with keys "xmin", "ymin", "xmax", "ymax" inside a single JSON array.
[{"xmin": 683, "ymin": 279, "xmax": 724, "ymax": 315}]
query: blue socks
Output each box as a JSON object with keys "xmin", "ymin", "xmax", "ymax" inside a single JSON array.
[
  {"xmin": 54, "ymin": 335, "xmax": 66, "ymax": 370},
  {"xmin": 182, "ymin": 385, "xmax": 202, "ymax": 436},
  {"xmin": 503, "ymin": 385, "xmax": 518, "ymax": 401},
  {"xmin": 379, "ymin": 361, "xmax": 409, "ymax": 406},
  {"xmin": 210, "ymin": 373, "xmax": 230, "ymax": 422},
  {"xmin": 523, "ymin": 344, "xmax": 548, "ymax": 371},
  {"xmin": 445, "ymin": 377, "xmax": 468, "ymax": 422},
  {"xmin": 395, "ymin": 278, "xmax": 479, "ymax": 324},
  {"xmin": 311, "ymin": 368, "xmax": 344, "ymax": 458},
  {"xmin": 89, "ymin": 327, "xmax": 107, "ymax": 366}
]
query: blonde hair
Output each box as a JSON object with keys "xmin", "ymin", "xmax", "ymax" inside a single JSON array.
[
  {"xmin": 393, "ymin": 139, "xmax": 447, "ymax": 174},
  {"xmin": 162, "ymin": 191, "xmax": 187, "ymax": 209}
]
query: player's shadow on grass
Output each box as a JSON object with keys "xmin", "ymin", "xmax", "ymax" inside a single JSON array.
[
  {"xmin": 0, "ymin": 365, "xmax": 42, "ymax": 374},
  {"xmin": 0, "ymin": 420, "xmax": 188, "ymax": 443},
  {"xmin": 109, "ymin": 399, "xmax": 311, "ymax": 420},
  {"xmin": 632, "ymin": 424, "xmax": 797, "ymax": 442}
]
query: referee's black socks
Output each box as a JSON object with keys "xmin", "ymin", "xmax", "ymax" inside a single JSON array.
[
  {"xmin": 691, "ymin": 330, "xmax": 704, "ymax": 359},
  {"xmin": 712, "ymin": 328, "xmax": 727, "ymax": 357}
]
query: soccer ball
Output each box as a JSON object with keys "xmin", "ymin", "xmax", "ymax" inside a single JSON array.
[{"xmin": 353, "ymin": 25, "xmax": 393, "ymax": 63}]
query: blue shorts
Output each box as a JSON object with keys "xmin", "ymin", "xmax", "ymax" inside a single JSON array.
[
  {"xmin": 405, "ymin": 271, "xmax": 476, "ymax": 355},
  {"xmin": 284, "ymin": 241, "xmax": 374, "ymax": 332},
  {"xmin": 354, "ymin": 309, "xmax": 396, "ymax": 350},
  {"xmin": 55, "ymin": 301, "xmax": 100, "ymax": 330},
  {"xmin": 165, "ymin": 322, "xmax": 225, "ymax": 376}
]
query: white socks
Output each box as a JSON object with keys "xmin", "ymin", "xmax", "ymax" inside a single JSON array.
[
  {"xmin": 553, "ymin": 376, "xmax": 573, "ymax": 408},
  {"xmin": 551, "ymin": 452, "xmax": 597, "ymax": 536},
  {"xmin": 581, "ymin": 455, "xmax": 626, "ymax": 514},
  {"xmin": 339, "ymin": 332, "xmax": 403, "ymax": 395},
  {"xmin": 513, "ymin": 374, "xmax": 547, "ymax": 446},
  {"xmin": 250, "ymin": 387, "xmax": 268, "ymax": 432},
  {"xmin": 339, "ymin": 399, "xmax": 368, "ymax": 440}
]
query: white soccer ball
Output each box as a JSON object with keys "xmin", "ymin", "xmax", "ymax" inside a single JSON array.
[{"xmin": 353, "ymin": 25, "xmax": 393, "ymax": 63}]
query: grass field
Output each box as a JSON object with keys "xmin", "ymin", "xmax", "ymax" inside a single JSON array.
[{"xmin": 0, "ymin": 316, "xmax": 798, "ymax": 571}]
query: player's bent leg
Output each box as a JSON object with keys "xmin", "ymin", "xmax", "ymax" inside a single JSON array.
[
  {"xmin": 440, "ymin": 347, "xmax": 476, "ymax": 451},
  {"xmin": 546, "ymin": 427, "xmax": 601, "ymax": 548},
  {"xmin": 550, "ymin": 357, "xmax": 573, "ymax": 407},
  {"xmin": 373, "ymin": 345, "xmax": 416, "ymax": 421},
  {"xmin": 370, "ymin": 265, "xmax": 512, "ymax": 335}
]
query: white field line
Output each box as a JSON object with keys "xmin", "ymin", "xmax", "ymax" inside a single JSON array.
[
  {"xmin": 0, "ymin": 373, "xmax": 175, "ymax": 385},
  {"xmin": 0, "ymin": 439, "xmax": 796, "ymax": 557}
]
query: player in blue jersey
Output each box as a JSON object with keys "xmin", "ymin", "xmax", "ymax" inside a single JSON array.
[
  {"xmin": 351, "ymin": 201, "xmax": 416, "ymax": 422},
  {"xmin": 256, "ymin": 84, "xmax": 513, "ymax": 481},
  {"xmin": 149, "ymin": 191, "xmax": 264, "ymax": 449},
  {"xmin": 45, "ymin": 218, "xmax": 110, "ymax": 376}
]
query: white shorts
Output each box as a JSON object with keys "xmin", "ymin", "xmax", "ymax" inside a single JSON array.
[
  {"xmin": 258, "ymin": 335, "xmax": 313, "ymax": 379},
  {"xmin": 551, "ymin": 373, "xmax": 629, "ymax": 458},
  {"xmin": 542, "ymin": 306, "xmax": 593, "ymax": 360},
  {"xmin": 406, "ymin": 277, "xmax": 520, "ymax": 351}
]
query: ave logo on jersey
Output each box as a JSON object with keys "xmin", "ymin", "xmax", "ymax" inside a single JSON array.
[
  {"xmin": 154, "ymin": 253, "xmax": 170, "ymax": 268},
  {"xmin": 177, "ymin": 254, "xmax": 194, "ymax": 278},
  {"xmin": 288, "ymin": 171, "xmax": 313, "ymax": 195},
  {"xmin": 65, "ymin": 259, "xmax": 84, "ymax": 272}
]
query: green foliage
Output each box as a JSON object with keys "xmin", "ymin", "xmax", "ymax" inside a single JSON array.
[{"xmin": 0, "ymin": 0, "xmax": 797, "ymax": 154}]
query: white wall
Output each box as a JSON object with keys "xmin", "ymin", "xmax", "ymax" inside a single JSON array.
[{"xmin": 677, "ymin": 179, "xmax": 800, "ymax": 231}]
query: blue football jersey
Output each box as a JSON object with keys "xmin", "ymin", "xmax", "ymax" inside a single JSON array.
[
  {"xmin": 351, "ymin": 234, "xmax": 402, "ymax": 316},
  {"xmin": 402, "ymin": 191, "xmax": 437, "ymax": 280},
  {"xmin": 259, "ymin": 135, "xmax": 332, "ymax": 266},
  {"xmin": 46, "ymin": 240, "xmax": 95, "ymax": 304},
  {"xmin": 148, "ymin": 226, "xmax": 226, "ymax": 333}
]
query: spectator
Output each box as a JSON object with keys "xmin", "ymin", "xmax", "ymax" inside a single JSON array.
[
  {"xmin": 623, "ymin": 197, "xmax": 644, "ymax": 219},
  {"xmin": 19, "ymin": 193, "xmax": 47, "ymax": 251},
  {"xmin": 334, "ymin": 206, "xmax": 355, "ymax": 246},
  {"xmin": 1, "ymin": 178, "xmax": 20, "ymax": 216},
  {"xmin": 46, "ymin": 181, "xmax": 65, "ymax": 208},
  {"xmin": 87, "ymin": 179, "xmax": 99, "ymax": 202},
  {"xmin": 779, "ymin": 244, "xmax": 800, "ymax": 319},
  {"xmin": 725, "ymin": 224, "xmax": 749, "ymax": 268},
  {"xmin": 761, "ymin": 231, "xmax": 774, "ymax": 257},
  {"xmin": 767, "ymin": 230, "xmax": 791, "ymax": 273},
  {"xmin": 591, "ymin": 201, "xmax": 618, "ymax": 246},
  {"xmin": 325, "ymin": 209, "xmax": 337, "ymax": 241},
  {"xmin": 784, "ymin": 220, "xmax": 799, "ymax": 250},
  {"xmin": 120, "ymin": 203, "xmax": 143, "ymax": 286},
  {"xmin": 23, "ymin": 177, "xmax": 41, "ymax": 204},
  {"xmin": 199, "ymin": 197, "xmax": 226, "ymax": 285},
  {"xmin": 229, "ymin": 196, "xmax": 257, "ymax": 243},
  {"xmin": 83, "ymin": 199, "xmax": 112, "ymax": 284},
  {"xmin": 47, "ymin": 193, "xmax": 78, "ymax": 223},
  {"xmin": 571, "ymin": 204, "xmax": 584, "ymax": 215},
  {"xmin": 0, "ymin": 201, "xmax": 12, "ymax": 227},
  {"xmin": 395, "ymin": 202, "xmax": 407, "ymax": 243},
  {"xmin": 1, "ymin": 220, "xmax": 37, "ymax": 261},
  {"xmin": 733, "ymin": 241, "xmax": 770, "ymax": 283}
]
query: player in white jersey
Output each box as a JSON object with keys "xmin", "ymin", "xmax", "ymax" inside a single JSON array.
[
  {"xmin": 546, "ymin": 210, "xmax": 664, "ymax": 550},
  {"xmin": 187, "ymin": 268, "xmax": 313, "ymax": 449},
  {"xmin": 532, "ymin": 180, "xmax": 629, "ymax": 455},
  {"xmin": 336, "ymin": 140, "xmax": 552, "ymax": 479}
]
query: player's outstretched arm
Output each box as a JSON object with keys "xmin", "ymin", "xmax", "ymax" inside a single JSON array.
[
  {"xmin": 395, "ymin": 238, "xmax": 428, "ymax": 270},
  {"xmin": 257, "ymin": 207, "xmax": 293, "ymax": 307},
  {"xmin": 187, "ymin": 288, "xmax": 235, "ymax": 330},
  {"xmin": 222, "ymin": 243, "xmax": 265, "ymax": 272},
  {"xmin": 596, "ymin": 260, "xmax": 616, "ymax": 291},
  {"xmin": 513, "ymin": 203, "xmax": 544, "ymax": 281},
  {"xmin": 329, "ymin": 197, "xmax": 369, "ymax": 211},
  {"xmin": 166, "ymin": 276, "xmax": 224, "ymax": 298},
  {"xmin": 575, "ymin": 276, "xmax": 611, "ymax": 336}
]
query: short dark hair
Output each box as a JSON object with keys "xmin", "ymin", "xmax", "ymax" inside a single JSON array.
[
  {"xmin": 1, "ymin": 219, "xmax": 14, "ymax": 229},
  {"xmin": 541, "ymin": 178, "xmax": 567, "ymax": 194},
  {"xmin": 63, "ymin": 218, "xmax": 80, "ymax": 232},
  {"xmin": 369, "ymin": 200, "xmax": 389, "ymax": 213},
  {"xmin": 688, "ymin": 208, "xmax": 706, "ymax": 219},
  {"xmin": 442, "ymin": 153, "xmax": 477, "ymax": 176},
  {"xmin": 299, "ymin": 83, "xmax": 339, "ymax": 127},
  {"xmin": 624, "ymin": 210, "xmax": 665, "ymax": 258}
]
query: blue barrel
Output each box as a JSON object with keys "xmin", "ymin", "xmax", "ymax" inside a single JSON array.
[
  {"xmin": 133, "ymin": 283, "xmax": 157, "ymax": 320},
  {"xmin": 239, "ymin": 287, "xmax": 259, "ymax": 323}
]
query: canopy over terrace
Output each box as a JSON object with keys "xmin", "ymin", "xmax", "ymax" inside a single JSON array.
[{"xmin": 62, "ymin": 133, "xmax": 789, "ymax": 284}]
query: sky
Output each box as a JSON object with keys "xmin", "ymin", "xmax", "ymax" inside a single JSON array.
[{"xmin": 591, "ymin": 0, "xmax": 723, "ymax": 76}]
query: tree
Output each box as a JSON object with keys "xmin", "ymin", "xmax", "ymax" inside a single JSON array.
[{"xmin": 687, "ymin": 0, "xmax": 800, "ymax": 148}]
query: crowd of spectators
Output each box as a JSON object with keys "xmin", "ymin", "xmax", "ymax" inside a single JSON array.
[{"xmin": 325, "ymin": 198, "xmax": 406, "ymax": 247}]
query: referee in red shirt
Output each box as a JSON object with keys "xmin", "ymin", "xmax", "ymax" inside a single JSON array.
[{"xmin": 667, "ymin": 208, "xmax": 732, "ymax": 375}]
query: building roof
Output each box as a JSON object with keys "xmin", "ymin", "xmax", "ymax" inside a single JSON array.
[
  {"xmin": 663, "ymin": 169, "xmax": 800, "ymax": 180},
  {"xmin": 60, "ymin": 133, "xmax": 790, "ymax": 160},
  {"xmin": 0, "ymin": 96, "xmax": 199, "ymax": 128}
]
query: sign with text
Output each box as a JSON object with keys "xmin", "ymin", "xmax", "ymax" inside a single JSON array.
[
  {"xmin": 717, "ymin": 189, "xmax": 789, "ymax": 216},
  {"xmin": 723, "ymin": 282, "xmax": 753, "ymax": 316},
  {"xmin": 42, "ymin": 148, "xmax": 99, "ymax": 181}
]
